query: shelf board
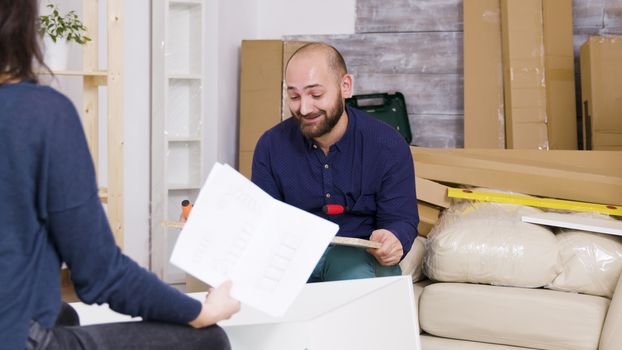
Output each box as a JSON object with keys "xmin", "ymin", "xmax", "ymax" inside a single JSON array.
[
  {"xmin": 168, "ymin": 184, "xmax": 202, "ymax": 190},
  {"xmin": 168, "ymin": 137, "xmax": 201, "ymax": 142},
  {"xmin": 98, "ymin": 187, "xmax": 108, "ymax": 204},
  {"xmin": 168, "ymin": 73, "xmax": 202, "ymax": 80},
  {"xmin": 41, "ymin": 70, "xmax": 108, "ymax": 77},
  {"xmin": 39, "ymin": 70, "xmax": 108, "ymax": 86},
  {"xmin": 169, "ymin": 0, "xmax": 202, "ymax": 5}
]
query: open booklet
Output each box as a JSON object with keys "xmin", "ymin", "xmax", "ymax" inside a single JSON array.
[{"xmin": 170, "ymin": 163, "xmax": 339, "ymax": 317}]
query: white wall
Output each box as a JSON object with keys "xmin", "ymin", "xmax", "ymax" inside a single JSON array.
[
  {"xmin": 257, "ymin": 0, "xmax": 356, "ymax": 39},
  {"xmin": 123, "ymin": 0, "xmax": 150, "ymax": 267}
]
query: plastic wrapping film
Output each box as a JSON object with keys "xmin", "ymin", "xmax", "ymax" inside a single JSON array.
[
  {"xmin": 423, "ymin": 191, "xmax": 561, "ymax": 288},
  {"xmin": 547, "ymin": 212, "xmax": 622, "ymax": 298}
]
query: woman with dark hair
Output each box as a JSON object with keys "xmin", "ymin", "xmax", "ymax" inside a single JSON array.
[{"xmin": 0, "ymin": 1, "xmax": 240, "ymax": 349}]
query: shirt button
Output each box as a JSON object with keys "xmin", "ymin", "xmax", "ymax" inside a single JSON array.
[
  {"xmin": 325, "ymin": 193, "xmax": 331, "ymax": 198},
  {"xmin": 312, "ymin": 144, "xmax": 318, "ymax": 149},
  {"xmin": 324, "ymin": 164, "xmax": 329, "ymax": 169}
]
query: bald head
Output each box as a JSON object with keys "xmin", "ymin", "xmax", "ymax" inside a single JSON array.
[{"xmin": 286, "ymin": 42, "xmax": 348, "ymax": 82}]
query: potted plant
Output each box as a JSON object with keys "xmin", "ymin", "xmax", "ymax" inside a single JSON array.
[{"xmin": 39, "ymin": 3, "xmax": 91, "ymax": 70}]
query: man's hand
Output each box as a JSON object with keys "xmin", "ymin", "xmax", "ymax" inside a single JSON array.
[
  {"xmin": 367, "ymin": 229, "xmax": 403, "ymax": 266},
  {"xmin": 189, "ymin": 280, "xmax": 241, "ymax": 328}
]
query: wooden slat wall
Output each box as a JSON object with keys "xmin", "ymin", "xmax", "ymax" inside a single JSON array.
[
  {"xmin": 284, "ymin": 32, "xmax": 464, "ymax": 148},
  {"xmin": 286, "ymin": 0, "xmax": 621, "ymax": 148},
  {"xmin": 356, "ymin": 0, "xmax": 463, "ymax": 33}
]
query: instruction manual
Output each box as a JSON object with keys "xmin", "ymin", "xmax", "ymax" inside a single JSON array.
[{"xmin": 170, "ymin": 163, "xmax": 339, "ymax": 317}]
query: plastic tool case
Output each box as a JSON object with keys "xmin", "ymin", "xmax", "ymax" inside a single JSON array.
[{"xmin": 346, "ymin": 92, "xmax": 412, "ymax": 144}]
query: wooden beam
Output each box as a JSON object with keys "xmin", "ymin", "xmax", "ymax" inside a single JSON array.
[{"xmin": 107, "ymin": 0, "xmax": 124, "ymax": 248}]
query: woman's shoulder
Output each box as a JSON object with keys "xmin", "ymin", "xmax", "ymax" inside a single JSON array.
[{"xmin": 11, "ymin": 82, "xmax": 73, "ymax": 107}]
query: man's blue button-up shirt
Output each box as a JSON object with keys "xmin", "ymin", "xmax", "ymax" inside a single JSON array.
[{"xmin": 252, "ymin": 106, "xmax": 419, "ymax": 257}]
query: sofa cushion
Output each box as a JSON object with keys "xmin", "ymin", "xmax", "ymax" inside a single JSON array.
[
  {"xmin": 424, "ymin": 201, "xmax": 560, "ymax": 288},
  {"xmin": 600, "ymin": 271, "xmax": 622, "ymax": 350},
  {"xmin": 419, "ymin": 283, "xmax": 609, "ymax": 350},
  {"xmin": 421, "ymin": 334, "xmax": 537, "ymax": 350},
  {"xmin": 549, "ymin": 229, "xmax": 622, "ymax": 298}
]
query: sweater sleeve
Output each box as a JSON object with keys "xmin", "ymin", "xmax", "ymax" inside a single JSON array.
[
  {"xmin": 375, "ymin": 140, "xmax": 419, "ymax": 258},
  {"xmin": 44, "ymin": 96, "xmax": 202, "ymax": 324}
]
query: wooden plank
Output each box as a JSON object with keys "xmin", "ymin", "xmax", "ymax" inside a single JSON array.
[
  {"xmin": 355, "ymin": 0, "xmax": 463, "ymax": 33},
  {"xmin": 332, "ymin": 237, "xmax": 382, "ymax": 249},
  {"xmin": 108, "ymin": 0, "xmax": 124, "ymax": 247},
  {"xmin": 410, "ymin": 114, "xmax": 464, "ymax": 148},
  {"xmin": 285, "ymin": 33, "xmax": 463, "ymax": 74},
  {"xmin": 416, "ymin": 177, "xmax": 451, "ymax": 208},
  {"xmin": 82, "ymin": 0, "xmax": 100, "ymax": 178},
  {"xmin": 411, "ymin": 147, "xmax": 622, "ymax": 206},
  {"xmin": 354, "ymin": 73, "xmax": 463, "ymax": 115}
]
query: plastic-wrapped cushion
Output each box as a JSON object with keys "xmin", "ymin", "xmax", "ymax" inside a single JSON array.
[
  {"xmin": 400, "ymin": 236, "xmax": 426, "ymax": 283},
  {"xmin": 548, "ymin": 225, "xmax": 622, "ymax": 298},
  {"xmin": 423, "ymin": 200, "xmax": 560, "ymax": 288}
]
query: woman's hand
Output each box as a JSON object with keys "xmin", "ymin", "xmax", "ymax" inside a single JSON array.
[{"xmin": 189, "ymin": 280, "xmax": 241, "ymax": 328}]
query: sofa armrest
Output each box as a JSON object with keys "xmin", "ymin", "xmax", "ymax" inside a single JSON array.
[{"xmin": 600, "ymin": 271, "xmax": 622, "ymax": 350}]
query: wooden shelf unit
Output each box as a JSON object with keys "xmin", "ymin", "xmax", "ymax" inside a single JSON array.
[{"xmin": 44, "ymin": 0, "xmax": 124, "ymax": 247}]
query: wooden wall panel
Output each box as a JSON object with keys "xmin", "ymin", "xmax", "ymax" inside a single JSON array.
[
  {"xmin": 285, "ymin": 33, "xmax": 462, "ymax": 74},
  {"xmin": 285, "ymin": 33, "xmax": 464, "ymax": 147},
  {"xmin": 353, "ymin": 73, "xmax": 463, "ymax": 115},
  {"xmin": 356, "ymin": 0, "xmax": 463, "ymax": 33},
  {"xmin": 410, "ymin": 114, "xmax": 464, "ymax": 148},
  {"xmin": 604, "ymin": 0, "xmax": 622, "ymax": 32}
]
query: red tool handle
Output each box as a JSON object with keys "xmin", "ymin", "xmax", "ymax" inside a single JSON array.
[{"xmin": 322, "ymin": 204, "xmax": 349, "ymax": 215}]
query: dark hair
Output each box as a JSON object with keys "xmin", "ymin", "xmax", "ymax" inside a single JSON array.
[
  {"xmin": 286, "ymin": 42, "xmax": 348, "ymax": 81},
  {"xmin": 0, "ymin": 0, "xmax": 46, "ymax": 83}
]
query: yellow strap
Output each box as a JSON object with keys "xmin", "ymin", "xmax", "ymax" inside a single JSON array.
[{"xmin": 447, "ymin": 188, "xmax": 622, "ymax": 216}]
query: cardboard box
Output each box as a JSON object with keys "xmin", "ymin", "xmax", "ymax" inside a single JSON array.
[
  {"xmin": 238, "ymin": 150, "xmax": 254, "ymax": 180},
  {"xmin": 415, "ymin": 177, "xmax": 451, "ymax": 208},
  {"xmin": 463, "ymin": 0, "xmax": 505, "ymax": 149},
  {"xmin": 542, "ymin": 0, "xmax": 577, "ymax": 149},
  {"xmin": 218, "ymin": 276, "xmax": 421, "ymax": 350},
  {"xmin": 580, "ymin": 36, "xmax": 622, "ymax": 150},
  {"xmin": 500, "ymin": 0, "xmax": 577, "ymax": 150},
  {"xmin": 238, "ymin": 40, "xmax": 309, "ymax": 178},
  {"xmin": 500, "ymin": 0, "xmax": 548, "ymax": 149},
  {"xmin": 417, "ymin": 202, "xmax": 441, "ymax": 237},
  {"xmin": 411, "ymin": 147, "xmax": 622, "ymax": 206},
  {"xmin": 239, "ymin": 40, "xmax": 284, "ymax": 153}
]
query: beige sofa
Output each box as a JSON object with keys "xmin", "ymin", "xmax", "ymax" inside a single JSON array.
[{"xmin": 401, "ymin": 204, "xmax": 622, "ymax": 350}]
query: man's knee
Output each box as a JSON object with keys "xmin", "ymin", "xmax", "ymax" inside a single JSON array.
[{"xmin": 322, "ymin": 246, "xmax": 375, "ymax": 281}]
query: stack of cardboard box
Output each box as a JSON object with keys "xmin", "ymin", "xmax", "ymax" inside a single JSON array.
[
  {"xmin": 464, "ymin": 0, "xmax": 577, "ymax": 150},
  {"xmin": 580, "ymin": 36, "xmax": 622, "ymax": 150}
]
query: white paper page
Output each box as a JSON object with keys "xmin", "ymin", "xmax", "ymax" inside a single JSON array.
[{"xmin": 170, "ymin": 163, "xmax": 339, "ymax": 317}]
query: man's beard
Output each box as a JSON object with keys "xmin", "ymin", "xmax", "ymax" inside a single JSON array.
[{"xmin": 294, "ymin": 95, "xmax": 344, "ymax": 139}]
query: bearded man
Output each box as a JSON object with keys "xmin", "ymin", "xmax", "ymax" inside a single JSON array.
[{"xmin": 251, "ymin": 42, "xmax": 419, "ymax": 282}]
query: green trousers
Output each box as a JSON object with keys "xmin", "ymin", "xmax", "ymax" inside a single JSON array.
[{"xmin": 308, "ymin": 244, "xmax": 402, "ymax": 283}]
